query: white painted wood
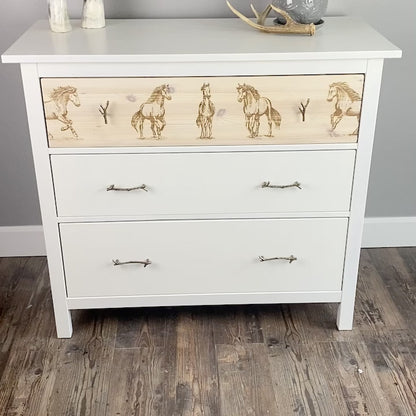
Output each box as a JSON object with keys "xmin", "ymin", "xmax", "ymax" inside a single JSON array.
[
  {"xmin": 36, "ymin": 60, "xmax": 368, "ymax": 78},
  {"xmin": 20, "ymin": 64, "xmax": 72, "ymax": 338},
  {"xmin": 337, "ymin": 59, "xmax": 385, "ymax": 330},
  {"xmin": 362, "ymin": 217, "xmax": 416, "ymax": 248},
  {"xmin": 67, "ymin": 291, "xmax": 343, "ymax": 309},
  {"xmin": 60, "ymin": 218, "xmax": 348, "ymax": 297},
  {"xmin": 1, "ymin": 18, "xmax": 401, "ymax": 64},
  {"xmin": 3, "ymin": 216, "xmax": 414, "ymax": 259},
  {"xmin": 51, "ymin": 151, "xmax": 355, "ymax": 218},
  {"xmin": 56, "ymin": 212, "xmax": 351, "ymax": 223},
  {"xmin": 48, "ymin": 143, "xmax": 358, "ymax": 154},
  {"xmin": 0, "ymin": 226, "xmax": 46, "ymax": 257}
]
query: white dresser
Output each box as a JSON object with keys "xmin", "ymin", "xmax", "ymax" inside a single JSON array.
[{"xmin": 2, "ymin": 18, "xmax": 401, "ymax": 337}]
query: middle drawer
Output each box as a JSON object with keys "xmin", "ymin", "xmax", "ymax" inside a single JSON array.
[{"xmin": 51, "ymin": 151, "xmax": 355, "ymax": 218}]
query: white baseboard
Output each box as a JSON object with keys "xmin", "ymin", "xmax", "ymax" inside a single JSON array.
[
  {"xmin": 0, "ymin": 218, "xmax": 415, "ymax": 257},
  {"xmin": 0, "ymin": 226, "xmax": 46, "ymax": 257},
  {"xmin": 362, "ymin": 217, "xmax": 416, "ymax": 248}
]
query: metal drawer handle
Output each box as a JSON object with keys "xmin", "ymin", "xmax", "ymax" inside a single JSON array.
[
  {"xmin": 112, "ymin": 258, "xmax": 152, "ymax": 268},
  {"xmin": 261, "ymin": 181, "xmax": 302, "ymax": 190},
  {"xmin": 107, "ymin": 184, "xmax": 149, "ymax": 192},
  {"xmin": 259, "ymin": 255, "xmax": 297, "ymax": 264}
]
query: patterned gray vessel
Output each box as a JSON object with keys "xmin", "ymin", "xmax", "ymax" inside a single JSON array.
[{"xmin": 273, "ymin": 0, "xmax": 328, "ymax": 24}]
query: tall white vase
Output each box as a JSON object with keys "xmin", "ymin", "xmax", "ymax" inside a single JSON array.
[
  {"xmin": 82, "ymin": 0, "xmax": 106, "ymax": 29},
  {"xmin": 48, "ymin": 0, "xmax": 72, "ymax": 33}
]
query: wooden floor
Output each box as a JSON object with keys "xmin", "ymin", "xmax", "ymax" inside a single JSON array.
[{"xmin": 0, "ymin": 248, "xmax": 415, "ymax": 415}]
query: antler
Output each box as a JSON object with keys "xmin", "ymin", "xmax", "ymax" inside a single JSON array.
[{"xmin": 226, "ymin": 2, "xmax": 315, "ymax": 36}]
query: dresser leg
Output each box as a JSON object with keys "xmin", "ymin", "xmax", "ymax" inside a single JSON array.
[
  {"xmin": 54, "ymin": 307, "xmax": 73, "ymax": 338},
  {"xmin": 336, "ymin": 301, "xmax": 354, "ymax": 330}
]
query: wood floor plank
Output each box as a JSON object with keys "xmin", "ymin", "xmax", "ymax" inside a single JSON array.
[
  {"xmin": 361, "ymin": 330, "xmax": 416, "ymax": 416},
  {"xmin": 109, "ymin": 306, "xmax": 178, "ymax": 416},
  {"xmin": 3, "ymin": 341, "xmax": 59, "ymax": 416},
  {"xmin": 115, "ymin": 307, "xmax": 176, "ymax": 349},
  {"xmin": 316, "ymin": 340, "xmax": 385, "ymax": 416},
  {"xmin": 268, "ymin": 339, "xmax": 400, "ymax": 416},
  {"xmin": 397, "ymin": 247, "xmax": 416, "ymax": 276},
  {"xmin": 0, "ymin": 258, "xmax": 60, "ymax": 415},
  {"xmin": 258, "ymin": 304, "xmax": 309, "ymax": 348},
  {"xmin": 366, "ymin": 248, "xmax": 416, "ymax": 327},
  {"xmin": 173, "ymin": 310, "xmax": 219, "ymax": 416},
  {"xmin": 267, "ymin": 341, "xmax": 347, "ymax": 415},
  {"xmin": 258, "ymin": 302, "xmax": 363, "ymax": 348},
  {"xmin": 212, "ymin": 305, "xmax": 264, "ymax": 345},
  {"xmin": 216, "ymin": 344, "xmax": 255, "ymax": 416},
  {"xmin": 106, "ymin": 347, "xmax": 166, "ymax": 416},
  {"xmin": 217, "ymin": 343, "xmax": 279, "ymax": 416},
  {"xmin": 0, "ymin": 257, "xmax": 46, "ymax": 289},
  {"xmin": 353, "ymin": 249, "xmax": 407, "ymax": 331},
  {"xmin": 328, "ymin": 340, "xmax": 399, "ymax": 415},
  {"xmin": 0, "ymin": 258, "xmax": 48, "ymax": 354},
  {"xmin": 46, "ymin": 311, "xmax": 117, "ymax": 416},
  {"xmin": 0, "ymin": 334, "xmax": 60, "ymax": 415},
  {"xmin": 0, "ymin": 351, "xmax": 9, "ymax": 383},
  {"xmin": 0, "ymin": 348, "xmax": 26, "ymax": 412}
]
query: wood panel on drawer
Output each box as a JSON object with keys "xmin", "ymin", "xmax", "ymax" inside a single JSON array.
[
  {"xmin": 51, "ymin": 151, "xmax": 355, "ymax": 218},
  {"xmin": 60, "ymin": 218, "xmax": 348, "ymax": 297},
  {"xmin": 41, "ymin": 75, "xmax": 364, "ymax": 148}
]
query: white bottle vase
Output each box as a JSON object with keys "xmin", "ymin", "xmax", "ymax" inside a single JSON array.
[
  {"xmin": 82, "ymin": 0, "xmax": 106, "ymax": 29},
  {"xmin": 48, "ymin": 0, "xmax": 72, "ymax": 33}
]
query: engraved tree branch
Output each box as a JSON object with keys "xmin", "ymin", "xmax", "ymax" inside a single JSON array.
[
  {"xmin": 99, "ymin": 101, "xmax": 110, "ymax": 124},
  {"xmin": 298, "ymin": 98, "xmax": 310, "ymax": 122}
]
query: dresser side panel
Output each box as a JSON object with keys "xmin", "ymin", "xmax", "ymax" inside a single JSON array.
[
  {"xmin": 20, "ymin": 64, "xmax": 72, "ymax": 338},
  {"xmin": 337, "ymin": 59, "xmax": 385, "ymax": 330}
]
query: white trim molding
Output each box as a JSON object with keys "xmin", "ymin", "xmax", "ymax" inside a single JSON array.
[
  {"xmin": 362, "ymin": 217, "xmax": 416, "ymax": 248},
  {"xmin": 0, "ymin": 217, "xmax": 415, "ymax": 257},
  {"xmin": 0, "ymin": 226, "xmax": 46, "ymax": 257}
]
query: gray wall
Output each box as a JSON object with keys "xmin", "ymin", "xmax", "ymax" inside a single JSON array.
[
  {"xmin": 343, "ymin": 1, "xmax": 416, "ymax": 217},
  {"xmin": 0, "ymin": 0, "xmax": 414, "ymax": 227}
]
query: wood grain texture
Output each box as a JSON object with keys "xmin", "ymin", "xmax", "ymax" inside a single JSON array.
[
  {"xmin": 41, "ymin": 75, "xmax": 364, "ymax": 148},
  {"xmin": 361, "ymin": 331, "xmax": 416, "ymax": 416},
  {"xmin": 173, "ymin": 312, "xmax": 219, "ymax": 416},
  {"xmin": 45, "ymin": 311, "xmax": 117, "ymax": 416},
  {"xmin": 0, "ymin": 247, "xmax": 415, "ymax": 415},
  {"xmin": 107, "ymin": 347, "xmax": 166, "ymax": 416},
  {"xmin": 217, "ymin": 343, "xmax": 279, "ymax": 415}
]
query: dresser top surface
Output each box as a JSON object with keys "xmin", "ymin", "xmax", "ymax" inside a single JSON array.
[{"xmin": 2, "ymin": 17, "xmax": 401, "ymax": 64}]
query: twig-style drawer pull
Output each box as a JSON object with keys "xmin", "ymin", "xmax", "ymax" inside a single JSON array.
[
  {"xmin": 258, "ymin": 255, "xmax": 297, "ymax": 264},
  {"xmin": 107, "ymin": 184, "xmax": 149, "ymax": 192},
  {"xmin": 261, "ymin": 181, "xmax": 302, "ymax": 190},
  {"xmin": 112, "ymin": 258, "xmax": 152, "ymax": 268}
]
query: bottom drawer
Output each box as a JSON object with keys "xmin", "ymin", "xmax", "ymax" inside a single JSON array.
[{"xmin": 60, "ymin": 218, "xmax": 348, "ymax": 298}]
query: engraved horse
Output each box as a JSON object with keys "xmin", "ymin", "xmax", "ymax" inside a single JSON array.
[
  {"xmin": 196, "ymin": 83, "xmax": 215, "ymax": 139},
  {"xmin": 327, "ymin": 82, "xmax": 362, "ymax": 135},
  {"xmin": 236, "ymin": 83, "xmax": 281, "ymax": 138},
  {"xmin": 43, "ymin": 86, "xmax": 80, "ymax": 138},
  {"xmin": 131, "ymin": 84, "xmax": 172, "ymax": 139}
]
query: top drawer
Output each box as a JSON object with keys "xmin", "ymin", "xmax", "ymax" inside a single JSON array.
[{"xmin": 41, "ymin": 74, "xmax": 364, "ymax": 148}]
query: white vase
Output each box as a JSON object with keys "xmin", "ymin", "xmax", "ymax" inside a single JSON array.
[
  {"xmin": 48, "ymin": 0, "xmax": 72, "ymax": 33},
  {"xmin": 82, "ymin": 0, "xmax": 106, "ymax": 29}
]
